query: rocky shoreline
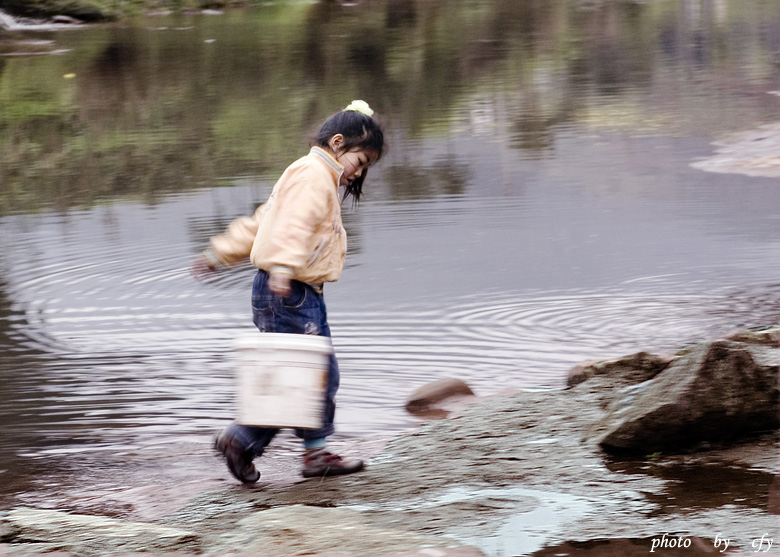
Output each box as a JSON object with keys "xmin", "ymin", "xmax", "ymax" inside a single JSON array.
[{"xmin": 2, "ymin": 328, "xmax": 779, "ymax": 556}]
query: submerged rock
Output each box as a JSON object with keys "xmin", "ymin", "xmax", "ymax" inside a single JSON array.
[
  {"xmin": 405, "ymin": 377, "xmax": 476, "ymax": 415},
  {"xmin": 589, "ymin": 336, "xmax": 779, "ymax": 454}
]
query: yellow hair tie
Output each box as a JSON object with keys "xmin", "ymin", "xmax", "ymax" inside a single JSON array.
[{"xmin": 344, "ymin": 100, "xmax": 374, "ymax": 117}]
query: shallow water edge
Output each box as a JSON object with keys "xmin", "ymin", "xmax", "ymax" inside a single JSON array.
[{"xmin": 2, "ymin": 362, "xmax": 778, "ymax": 556}]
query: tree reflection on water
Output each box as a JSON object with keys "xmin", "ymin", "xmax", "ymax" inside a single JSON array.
[{"xmin": 1, "ymin": 0, "xmax": 779, "ymax": 215}]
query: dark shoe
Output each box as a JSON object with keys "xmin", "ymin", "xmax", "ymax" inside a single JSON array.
[
  {"xmin": 213, "ymin": 429, "xmax": 260, "ymax": 484},
  {"xmin": 302, "ymin": 448, "xmax": 364, "ymax": 478}
]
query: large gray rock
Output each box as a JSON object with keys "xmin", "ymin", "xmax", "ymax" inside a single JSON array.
[
  {"xmin": 590, "ymin": 338, "xmax": 779, "ymax": 454},
  {"xmin": 0, "ymin": 507, "xmax": 201, "ymax": 553}
]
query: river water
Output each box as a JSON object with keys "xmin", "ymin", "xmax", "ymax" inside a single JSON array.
[{"xmin": 1, "ymin": 0, "xmax": 780, "ymax": 521}]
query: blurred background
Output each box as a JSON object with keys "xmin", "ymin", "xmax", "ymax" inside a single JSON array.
[{"xmin": 1, "ymin": 0, "xmax": 780, "ymax": 515}]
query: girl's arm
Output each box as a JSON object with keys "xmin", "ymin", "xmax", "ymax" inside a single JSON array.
[{"xmin": 191, "ymin": 204, "xmax": 264, "ymax": 281}]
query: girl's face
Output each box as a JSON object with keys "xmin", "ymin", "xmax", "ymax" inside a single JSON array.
[
  {"xmin": 328, "ymin": 134, "xmax": 379, "ymax": 186},
  {"xmin": 337, "ymin": 148, "xmax": 378, "ymax": 187}
]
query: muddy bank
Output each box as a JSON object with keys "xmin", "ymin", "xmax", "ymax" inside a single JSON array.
[{"xmin": 2, "ymin": 332, "xmax": 779, "ymax": 556}]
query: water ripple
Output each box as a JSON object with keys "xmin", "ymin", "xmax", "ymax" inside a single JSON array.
[{"xmin": 3, "ymin": 220, "xmax": 780, "ymax": 510}]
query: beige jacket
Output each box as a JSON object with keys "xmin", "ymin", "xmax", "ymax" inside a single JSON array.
[{"xmin": 207, "ymin": 147, "xmax": 347, "ymax": 284}]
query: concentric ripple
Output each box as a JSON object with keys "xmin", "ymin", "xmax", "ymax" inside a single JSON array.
[{"xmin": 7, "ymin": 270, "xmax": 778, "ymax": 452}]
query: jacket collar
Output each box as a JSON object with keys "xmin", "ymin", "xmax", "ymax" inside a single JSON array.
[{"xmin": 310, "ymin": 146, "xmax": 344, "ymax": 186}]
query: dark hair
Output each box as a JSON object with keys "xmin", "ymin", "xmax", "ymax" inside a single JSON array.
[{"xmin": 314, "ymin": 109, "xmax": 384, "ymax": 203}]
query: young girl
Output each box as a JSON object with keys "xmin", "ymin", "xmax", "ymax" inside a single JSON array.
[{"xmin": 193, "ymin": 100, "xmax": 384, "ymax": 483}]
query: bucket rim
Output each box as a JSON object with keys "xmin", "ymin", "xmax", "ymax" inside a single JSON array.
[{"xmin": 234, "ymin": 332, "xmax": 334, "ymax": 352}]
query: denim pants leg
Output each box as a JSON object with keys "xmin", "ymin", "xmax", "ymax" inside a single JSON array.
[{"xmin": 225, "ymin": 269, "xmax": 340, "ymax": 458}]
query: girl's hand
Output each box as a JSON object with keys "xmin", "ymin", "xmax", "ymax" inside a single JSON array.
[
  {"xmin": 190, "ymin": 254, "xmax": 218, "ymax": 282},
  {"xmin": 269, "ymin": 272, "xmax": 292, "ymax": 297}
]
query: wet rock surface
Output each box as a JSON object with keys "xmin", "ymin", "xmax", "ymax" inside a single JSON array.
[
  {"xmin": 2, "ymin": 328, "xmax": 779, "ymax": 556},
  {"xmin": 209, "ymin": 504, "xmax": 476, "ymax": 555},
  {"xmin": 566, "ymin": 351, "xmax": 673, "ymax": 388},
  {"xmin": 0, "ymin": 507, "xmax": 201, "ymax": 553}
]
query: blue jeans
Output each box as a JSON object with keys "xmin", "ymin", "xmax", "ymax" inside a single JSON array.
[{"xmin": 225, "ymin": 269, "xmax": 340, "ymax": 457}]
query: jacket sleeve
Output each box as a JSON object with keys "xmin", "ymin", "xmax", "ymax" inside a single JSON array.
[{"xmin": 205, "ymin": 204, "xmax": 264, "ymax": 268}]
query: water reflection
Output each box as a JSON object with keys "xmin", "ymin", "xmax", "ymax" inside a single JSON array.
[
  {"xmin": 0, "ymin": 275, "xmax": 71, "ymax": 504},
  {"xmin": 606, "ymin": 459, "xmax": 776, "ymax": 515},
  {"xmin": 2, "ymin": 0, "xmax": 779, "ymax": 214},
  {"xmin": 0, "ymin": 0, "xmax": 779, "ymax": 537},
  {"xmin": 383, "ymin": 155, "xmax": 470, "ymax": 200}
]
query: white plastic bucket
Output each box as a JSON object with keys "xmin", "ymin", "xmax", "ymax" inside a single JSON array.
[{"xmin": 234, "ymin": 333, "xmax": 332, "ymax": 429}]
